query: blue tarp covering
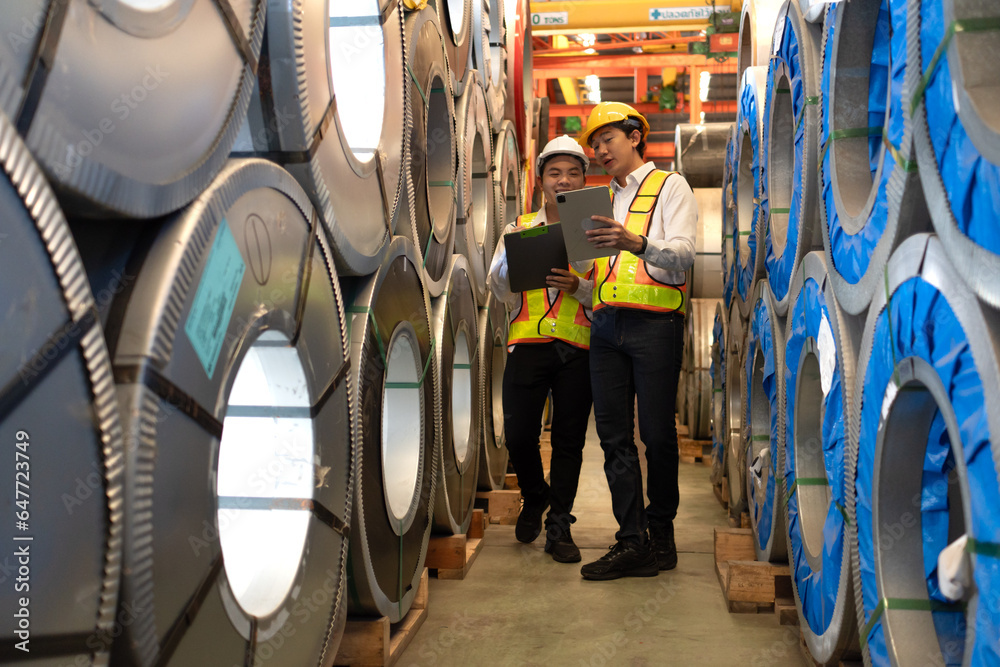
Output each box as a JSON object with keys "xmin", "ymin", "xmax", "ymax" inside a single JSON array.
[{"xmin": 736, "ymin": 72, "xmax": 766, "ymax": 304}]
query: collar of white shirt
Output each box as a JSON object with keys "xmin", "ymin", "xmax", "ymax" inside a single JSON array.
[{"xmin": 609, "ymin": 161, "xmax": 656, "ymax": 195}]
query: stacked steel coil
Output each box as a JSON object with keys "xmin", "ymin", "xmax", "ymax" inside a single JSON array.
[
  {"xmin": 0, "ymin": 1, "xmax": 530, "ymax": 663},
  {"xmin": 721, "ymin": 1, "xmax": 1000, "ymax": 665}
]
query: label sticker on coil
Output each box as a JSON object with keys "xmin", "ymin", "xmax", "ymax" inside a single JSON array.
[{"xmin": 185, "ymin": 220, "xmax": 245, "ymax": 379}]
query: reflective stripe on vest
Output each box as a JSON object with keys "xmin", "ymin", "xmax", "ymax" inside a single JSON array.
[
  {"xmin": 508, "ymin": 213, "xmax": 591, "ymax": 349},
  {"xmin": 593, "ymin": 170, "xmax": 687, "ymax": 314}
]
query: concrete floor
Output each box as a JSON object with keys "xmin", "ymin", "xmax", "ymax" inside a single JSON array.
[{"xmin": 396, "ymin": 418, "xmax": 810, "ymax": 667}]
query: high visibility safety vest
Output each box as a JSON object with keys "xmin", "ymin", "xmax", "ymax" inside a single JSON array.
[
  {"xmin": 508, "ymin": 213, "xmax": 592, "ymax": 349},
  {"xmin": 593, "ymin": 170, "xmax": 687, "ymax": 314}
]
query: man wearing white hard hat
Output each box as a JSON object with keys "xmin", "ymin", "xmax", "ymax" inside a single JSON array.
[{"xmin": 487, "ymin": 135, "xmax": 594, "ymax": 563}]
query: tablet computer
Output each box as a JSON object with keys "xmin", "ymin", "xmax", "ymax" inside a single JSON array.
[
  {"xmin": 504, "ymin": 222, "xmax": 569, "ymax": 292},
  {"xmin": 556, "ymin": 186, "xmax": 619, "ymax": 262}
]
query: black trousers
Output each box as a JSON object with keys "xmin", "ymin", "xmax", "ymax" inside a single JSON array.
[{"xmin": 502, "ymin": 340, "xmax": 592, "ymax": 529}]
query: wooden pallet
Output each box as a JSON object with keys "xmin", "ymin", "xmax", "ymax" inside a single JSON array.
[
  {"xmin": 679, "ymin": 437, "xmax": 713, "ymax": 465},
  {"xmin": 504, "ymin": 473, "xmax": 519, "ymax": 490},
  {"xmin": 713, "ymin": 479, "xmax": 729, "ymax": 510},
  {"xmin": 727, "ymin": 511, "xmax": 750, "ymax": 529},
  {"xmin": 426, "ymin": 510, "xmax": 486, "ymax": 580},
  {"xmin": 475, "ymin": 489, "xmax": 521, "ymax": 525},
  {"xmin": 774, "ymin": 597, "xmax": 798, "ymax": 626},
  {"xmin": 714, "ymin": 527, "xmax": 792, "ymax": 613},
  {"xmin": 334, "ymin": 569, "xmax": 429, "ymax": 666}
]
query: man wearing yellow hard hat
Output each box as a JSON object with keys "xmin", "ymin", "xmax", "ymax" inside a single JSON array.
[
  {"xmin": 574, "ymin": 101, "xmax": 697, "ymax": 581},
  {"xmin": 487, "ymin": 135, "xmax": 594, "ymax": 564}
]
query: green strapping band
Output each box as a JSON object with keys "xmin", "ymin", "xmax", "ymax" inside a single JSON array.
[
  {"xmin": 385, "ymin": 336, "xmax": 435, "ymax": 389},
  {"xmin": 819, "ymin": 126, "xmax": 884, "ymax": 171},
  {"xmin": 429, "ymin": 180, "xmax": 454, "ymax": 187},
  {"xmin": 724, "ymin": 234, "xmax": 734, "ymax": 239},
  {"xmin": 769, "ymin": 207, "xmax": 791, "ymax": 219},
  {"xmin": 793, "ymin": 96, "xmax": 819, "ymax": 134},
  {"xmin": 910, "ymin": 17, "xmax": 1000, "ymax": 117},
  {"xmin": 776, "ymin": 87, "xmax": 791, "ymax": 93},
  {"xmin": 860, "ymin": 598, "xmax": 966, "ymax": 650},
  {"xmin": 967, "ymin": 537, "xmax": 1000, "ymax": 558},
  {"xmin": 738, "ymin": 231, "xmax": 753, "ymax": 236},
  {"xmin": 406, "ymin": 63, "xmax": 428, "ymax": 108},
  {"xmin": 713, "ymin": 388, "xmax": 724, "ymax": 393},
  {"xmin": 454, "ymin": 363, "xmax": 472, "ymax": 369},
  {"xmin": 834, "ymin": 500, "xmax": 850, "ymax": 525},
  {"xmin": 783, "ymin": 476, "xmax": 829, "ymax": 508},
  {"xmin": 347, "ymin": 305, "xmax": 388, "ymax": 364},
  {"xmin": 430, "ymin": 87, "xmax": 446, "ymax": 93},
  {"xmin": 750, "ymin": 434, "xmax": 770, "ymax": 441},
  {"xmin": 882, "ymin": 133, "xmax": 918, "ymax": 173}
]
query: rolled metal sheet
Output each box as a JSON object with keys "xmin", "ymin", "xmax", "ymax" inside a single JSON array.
[
  {"xmin": 494, "ymin": 119, "xmax": 523, "ymax": 238},
  {"xmin": 737, "ymin": 0, "xmax": 784, "ymax": 82},
  {"xmin": 404, "ymin": 8, "xmax": 458, "ymax": 297},
  {"xmin": 343, "ymin": 236, "xmax": 436, "ymax": 622},
  {"xmin": 472, "ymin": 0, "xmax": 508, "ymax": 132},
  {"xmin": 432, "ymin": 254, "xmax": 482, "ymax": 534},
  {"xmin": 438, "ymin": 0, "xmax": 471, "ymax": 93},
  {"xmin": 783, "ymin": 250, "xmax": 861, "ymax": 665},
  {"xmin": 504, "ymin": 0, "xmax": 533, "ymax": 159},
  {"xmin": 909, "ymin": 0, "xmax": 1000, "ymax": 309},
  {"xmin": 0, "ymin": 110, "xmax": 122, "ymax": 666},
  {"xmin": 763, "ymin": 0, "xmax": 824, "ymax": 317},
  {"xmin": 735, "ymin": 66, "xmax": 769, "ymax": 320},
  {"xmin": 686, "ymin": 298, "xmax": 720, "ymax": 440},
  {"xmin": 675, "ymin": 123, "xmax": 732, "ymax": 189},
  {"xmin": 799, "ymin": 0, "xmax": 831, "ymax": 23},
  {"xmin": 742, "ymin": 280, "xmax": 787, "ymax": 564},
  {"xmin": 103, "ymin": 159, "xmax": 352, "ymax": 666},
  {"xmin": 711, "ymin": 300, "xmax": 729, "ymax": 485},
  {"xmin": 477, "ymin": 291, "xmax": 509, "ymax": 490},
  {"xmin": 725, "ymin": 300, "xmax": 747, "ymax": 514},
  {"xmin": 233, "ymin": 0, "xmax": 406, "ymax": 276},
  {"xmin": 690, "ymin": 187, "xmax": 724, "ymax": 300},
  {"xmin": 819, "ymin": 0, "xmax": 930, "ymax": 316},
  {"xmin": 456, "ymin": 71, "xmax": 497, "ymax": 306},
  {"xmin": 723, "ymin": 124, "xmax": 738, "ymax": 311},
  {"xmin": 0, "ymin": 0, "xmax": 263, "ymax": 218},
  {"xmin": 849, "ymin": 234, "xmax": 1000, "ymax": 666}
]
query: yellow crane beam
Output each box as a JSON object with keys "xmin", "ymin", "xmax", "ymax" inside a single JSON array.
[{"xmin": 529, "ymin": 0, "xmax": 742, "ymax": 35}]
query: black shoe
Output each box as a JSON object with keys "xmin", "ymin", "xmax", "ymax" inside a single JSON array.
[
  {"xmin": 544, "ymin": 524, "xmax": 581, "ymax": 563},
  {"xmin": 580, "ymin": 540, "xmax": 659, "ymax": 580},
  {"xmin": 515, "ymin": 487, "xmax": 549, "ymax": 543},
  {"xmin": 648, "ymin": 521, "xmax": 678, "ymax": 571}
]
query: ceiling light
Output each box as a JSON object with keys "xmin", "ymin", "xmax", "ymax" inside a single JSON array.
[{"xmin": 577, "ymin": 33, "xmax": 596, "ymax": 48}]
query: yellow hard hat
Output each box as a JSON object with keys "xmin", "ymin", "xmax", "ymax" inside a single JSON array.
[{"xmin": 578, "ymin": 102, "xmax": 650, "ymax": 147}]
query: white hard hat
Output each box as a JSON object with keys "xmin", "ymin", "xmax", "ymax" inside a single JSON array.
[{"xmin": 536, "ymin": 134, "xmax": 590, "ymax": 172}]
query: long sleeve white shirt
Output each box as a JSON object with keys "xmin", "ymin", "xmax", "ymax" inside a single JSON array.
[
  {"xmin": 487, "ymin": 207, "xmax": 593, "ymax": 343},
  {"xmin": 573, "ymin": 162, "xmax": 697, "ymax": 285}
]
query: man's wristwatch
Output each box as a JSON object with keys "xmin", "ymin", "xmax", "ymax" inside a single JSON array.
[{"xmin": 637, "ymin": 235, "xmax": 648, "ymax": 255}]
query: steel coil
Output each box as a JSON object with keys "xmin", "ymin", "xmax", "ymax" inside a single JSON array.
[
  {"xmin": 783, "ymin": 250, "xmax": 861, "ymax": 664},
  {"xmin": 743, "ymin": 280, "xmax": 787, "ymax": 564},
  {"xmin": 849, "ymin": 234, "xmax": 1000, "ymax": 666},
  {"xmin": 723, "ymin": 124, "xmax": 738, "ymax": 311},
  {"xmin": 477, "ymin": 291, "xmax": 509, "ymax": 490},
  {"xmin": 102, "ymin": 159, "xmax": 352, "ymax": 666},
  {"xmin": 737, "ymin": 0, "xmax": 784, "ymax": 82},
  {"xmin": 472, "ymin": 0, "xmax": 508, "ymax": 132},
  {"xmin": 432, "ymin": 255, "xmax": 482, "ymax": 534},
  {"xmin": 504, "ymin": 0, "xmax": 532, "ymax": 160},
  {"xmin": 726, "ymin": 300, "xmax": 747, "ymax": 514},
  {"xmin": 711, "ymin": 301, "xmax": 729, "ymax": 485},
  {"xmin": 0, "ymin": 110, "xmax": 123, "ymax": 666},
  {"xmin": 686, "ymin": 298, "xmax": 719, "ymax": 440},
  {"xmin": 763, "ymin": 0, "xmax": 824, "ymax": 317},
  {"xmin": 404, "ymin": 8, "xmax": 459, "ymax": 297},
  {"xmin": 0, "ymin": 0, "xmax": 263, "ymax": 218},
  {"xmin": 233, "ymin": 0, "xmax": 406, "ymax": 277},
  {"xmin": 494, "ymin": 119, "xmax": 523, "ymax": 237},
  {"xmin": 456, "ymin": 71, "xmax": 497, "ymax": 306},
  {"xmin": 908, "ymin": 0, "xmax": 1000, "ymax": 309},
  {"xmin": 818, "ymin": 0, "xmax": 929, "ymax": 315},
  {"xmin": 735, "ymin": 65, "xmax": 769, "ymax": 319},
  {"xmin": 674, "ymin": 123, "xmax": 731, "ymax": 189},
  {"xmin": 344, "ymin": 236, "xmax": 436, "ymax": 622},
  {"xmin": 438, "ymin": 0, "xmax": 471, "ymax": 93},
  {"xmin": 799, "ymin": 0, "xmax": 831, "ymax": 23},
  {"xmin": 690, "ymin": 187, "xmax": 724, "ymax": 300}
]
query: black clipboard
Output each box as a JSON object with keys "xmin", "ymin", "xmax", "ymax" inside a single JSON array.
[{"xmin": 504, "ymin": 222, "xmax": 568, "ymax": 292}]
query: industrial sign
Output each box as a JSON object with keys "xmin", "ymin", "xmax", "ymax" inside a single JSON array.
[
  {"xmin": 649, "ymin": 5, "xmax": 730, "ymax": 20},
  {"xmin": 531, "ymin": 11, "xmax": 570, "ymax": 26}
]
